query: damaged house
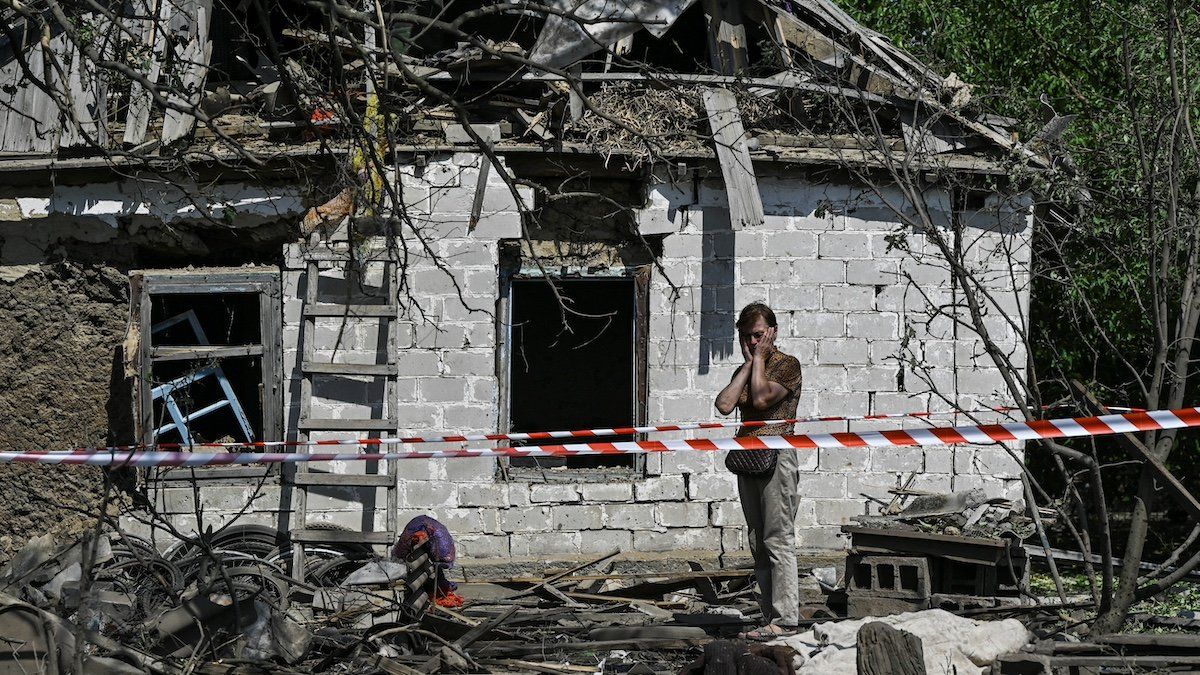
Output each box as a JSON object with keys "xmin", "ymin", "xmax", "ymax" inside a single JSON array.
[{"xmin": 0, "ymin": 0, "xmax": 1037, "ymax": 565}]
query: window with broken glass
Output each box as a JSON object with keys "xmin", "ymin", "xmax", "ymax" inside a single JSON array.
[{"xmin": 131, "ymin": 270, "xmax": 282, "ymax": 480}]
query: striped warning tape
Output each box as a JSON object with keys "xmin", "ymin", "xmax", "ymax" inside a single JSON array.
[
  {"xmin": 5, "ymin": 406, "xmax": 1191, "ymax": 467},
  {"xmin": 46, "ymin": 405, "xmax": 1145, "ymax": 453}
]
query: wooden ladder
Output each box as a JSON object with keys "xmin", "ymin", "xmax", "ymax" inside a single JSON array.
[{"xmin": 291, "ymin": 253, "xmax": 399, "ymax": 580}]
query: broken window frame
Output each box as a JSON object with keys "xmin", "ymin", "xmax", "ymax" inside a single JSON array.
[
  {"xmin": 131, "ymin": 269, "xmax": 283, "ymax": 481},
  {"xmin": 497, "ymin": 266, "xmax": 651, "ymax": 480}
]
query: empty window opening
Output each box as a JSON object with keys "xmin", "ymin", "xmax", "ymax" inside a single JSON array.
[
  {"xmin": 508, "ymin": 277, "xmax": 639, "ymax": 470},
  {"xmin": 133, "ymin": 271, "xmax": 282, "ymax": 479}
]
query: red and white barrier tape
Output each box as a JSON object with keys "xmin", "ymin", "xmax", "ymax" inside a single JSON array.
[
  {"xmin": 5, "ymin": 406, "xmax": 1191, "ymax": 468},
  {"xmin": 48, "ymin": 405, "xmax": 1145, "ymax": 453}
]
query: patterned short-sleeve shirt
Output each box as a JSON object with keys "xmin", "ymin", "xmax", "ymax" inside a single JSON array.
[{"xmin": 735, "ymin": 350, "xmax": 803, "ymax": 437}]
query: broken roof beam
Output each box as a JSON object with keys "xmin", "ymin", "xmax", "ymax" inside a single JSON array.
[{"xmin": 702, "ymin": 87, "xmax": 763, "ymax": 230}]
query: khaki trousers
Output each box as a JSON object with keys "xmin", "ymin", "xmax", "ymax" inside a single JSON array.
[{"xmin": 736, "ymin": 447, "xmax": 800, "ymax": 626}]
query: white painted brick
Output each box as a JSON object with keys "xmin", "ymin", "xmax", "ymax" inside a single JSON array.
[
  {"xmin": 660, "ymin": 451, "xmax": 714, "ymax": 475},
  {"xmin": 443, "ymin": 405, "xmax": 491, "ymax": 431},
  {"xmin": 441, "ymin": 350, "xmax": 492, "ymax": 377},
  {"xmin": 924, "ymin": 447, "xmax": 953, "ymax": 473},
  {"xmin": 657, "ymin": 502, "xmax": 709, "ymax": 528},
  {"xmin": 500, "ymin": 506, "xmax": 551, "ymax": 532},
  {"xmin": 797, "ymin": 526, "xmax": 849, "ymax": 550},
  {"xmin": 397, "ymin": 351, "xmax": 441, "ymax": 376},
  {"xmin": 445, "ymin": 456, "xmax": 496, "ymax": 482},
  {"xmin": 530, "ymin": 483, "xmax": 580, "ymax": 503},
  {"xmin": 721, "ymin": 526, "xmax": 746, "ymax": 552},
  {"xmin": 606, "ymin": 503, "xmax": 656, "ymax": 529},
  {"xmin": 847, "ymin": 366, "xmax": 900, "ymax": 391},
  {"xmin": 735, "ymin": 232, "xmax": 766, "ymax": 257},
  {"xmin": 634, "ymin": 476, "xmax": 686, "ymax": 501},
  {"xmin": 580, "ymin": 482, "xmax": 634, "ymax": 502},
  {"xmin": 552, "ymin": 505, "xmax": 605, "ymax": 530}
]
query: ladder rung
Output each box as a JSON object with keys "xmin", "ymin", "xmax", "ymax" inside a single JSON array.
[
  {"xmin": 292, "ymin": 529, "xmax": 395, "ymax": 544},
  {"xmin": 294, "ymin": 473, "xmax": 395, "ymax": 487},
  {"xmin": 302, "ymin": 361, "xmax": 397, "ymax": 376},
  {"xmin": 304, "ymin": 304, "xmax": 396, "ymax": 317},
  {"xmin": 299, "ymin": 418, "xmax": 397, "ymax": 431}
]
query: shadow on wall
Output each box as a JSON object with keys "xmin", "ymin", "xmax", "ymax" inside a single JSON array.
[{"xmin": 699, "ymin": 207, "xmax": 734, "ymax": 375}]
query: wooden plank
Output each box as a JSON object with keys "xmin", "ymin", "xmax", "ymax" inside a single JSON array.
[
  {"xmin": 298, "ymin": 418, "xmax": 397, "ymax": 431},
  {"xmin": 701, "ymin": 0, "xmax": 747, "ymax": 75},
  {"xmin": 702, "ymin": 87, "xmax": 763, "ymax": 230},
  {"xmin": 150, "ymin": 345, "xmax": 265, "ymax": 361},
  {"xmin": 124, "ymin": 0, "xmax": 170, "ymax": 146},
  {"xmin": 302, "ymin": 361, "xmax": 397, "ymax": 376},
  {"xmin": 59, "ymin": 13, "xmax": 109, "ymax": 148},
  {"xmin": 160, "ymin": 0, "xmax": 213, "ymax": 146}
]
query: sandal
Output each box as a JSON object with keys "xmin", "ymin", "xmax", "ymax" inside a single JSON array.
[{"xmin": 738, "ymin": 624, "xmax": 796, "ymax": 640}]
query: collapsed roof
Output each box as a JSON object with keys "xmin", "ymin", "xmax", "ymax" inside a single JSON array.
[{"xmin": 0, "ymin": 0, "xmax": 1038, "ymax": 174}]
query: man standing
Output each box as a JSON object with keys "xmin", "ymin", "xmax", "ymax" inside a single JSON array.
[{"xmin": 714, "ymin": 302, "xmax": 803, "ymax": 638}]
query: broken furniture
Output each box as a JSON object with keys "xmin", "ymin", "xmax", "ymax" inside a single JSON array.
[
  {"xmin": 843, "ymin": 526, "xmax": 1029, "ymax": 616},
  {"xmin": 151, "ymin": 310, "xmax": 255, "ymax": 444}
]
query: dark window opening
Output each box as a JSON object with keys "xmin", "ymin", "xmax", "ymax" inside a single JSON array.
[
  {"xmin": 508, "ymin": 277, "xmax": 639, "ymax": 470},
  {"xmin": 134, "ymin": 271, "xmax": 282, "ymax": 478}
]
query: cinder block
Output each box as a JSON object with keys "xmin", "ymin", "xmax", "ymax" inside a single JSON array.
[
  {"xmin": 815, "ymin": 499, "xmax": 866, "ymax": 525},
  {"xmin": 818, "ymin": 392, "xmax": 869, "ymax": 416},
  {"xmin": 847, "ymin": 313, "xmax": 899, "ymax": 340},
  {"xmin": 447, "ymin": 456, "xmax": 497, "ymax": 484},
  {"xmin": 739, "ymin": 260, "xmax": 793, "ymax": 285},
  {"xmin": 500, "ymin": 506, "xmax": 551, "ymax": 533},
  {"xmin": 871, "ymin": 446, "xmax": 924, "ymax": 472},
  {"xmin": 818, "ymin": 232, "xmax": 870, "ymax": 259},
  {"xmin": 418, "ymin": 377, "xmax": 468, "ymax": 403},
  {"xmin": 660, "ymin": 451, "xmax": 714, "ymax": 475},
  {"xmin": 657, "ymin": 502, "xmax": 709, "ymax": 528},
  {"xmin": 510, "ymin": 532, "xmax": 582, "ymax": 556},
  {"xmin": 442, "ymin": 405, "xmax": 492, "ymax": 432},
  {"xmin": 551, "ymin": 505, "xmax": 605, "ymax": 531},
  {"xmin": 470, "ymin": 377, "xmax": 497, "ymax": 403},
  {"xmin": 530, "ymin": 483, "xmax": 580, "ymax": 503},
  {"xmin": 580, "ymin": 529, "xmax": 633, "ymax": 554},
  {"xmin": 580, "ymin": 482, "xmax": 634, "ymax": 502},
  {"xmin": 735, "ymin": 232, "xmax": 767, "ymax": 258},
  {"xmin": 765, "ymin": 231, "xmax": 817, "ymax": 257},
  {"xmin": 847, "ymin": 366, "xmax": 900, "ymax": 391},
  {"xmin": 819, "ymin": 446, "xmax": 870, "ymax": 472},
  {"xmin": 403, "ymin": 481, "xmax": 458, "ymax": 508},
  {"xmin": 822, "ymin": 286, "xmax": 875, "ymax": 311},
  {"xmin": 797, "ymin": 526, "xmax": 849, "ymax": 550},
  {"xmin": 711, "ymin": 502, "xmax": 746, "ymax": 527},
  {"xmin": 796, "ymin": 473, "xmax": 848, "ymax": 499},
  {"xmin": 687, "ymin": 472, "xmax": 738, "ymax": 501},
  {"xmin": 846, "ymin": 259, "xmax": 899, "ymax": 285},
  {"xmin": 458, "ymin": 534, "xmax": 509, "ymax": 558},
  {"xmin": 791, "ymin": 260, "xmax": 846, "ymax": 284},
  {"xmin": 605, "ymin": 503, "xmax": 656, "ymax": 530},
  {"xmin": 397, "ymin": 351, "xmax": 441, "ymax": 376},
  {"xmin": 413, "ymin": 323, "xmax": 469, "ymax": 349},
  {"xmin": 818, "ymin": 339, "xmax": 870, "ymax": 365},
  {"xmin": 633, "ymin": 527, "xmax": 721, "ymax": 552},
  {"xmin": 458, "ymin": 483, "xmax": 508, "ymax": 507},
  {"xmin": 634, "ymin": 476, "xmax": 686, "ymax": 501}
]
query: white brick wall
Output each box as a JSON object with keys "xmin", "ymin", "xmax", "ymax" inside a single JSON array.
[{"xmin": 151, "ymin": 165, "xmax": 1032, "ymax": 559}]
